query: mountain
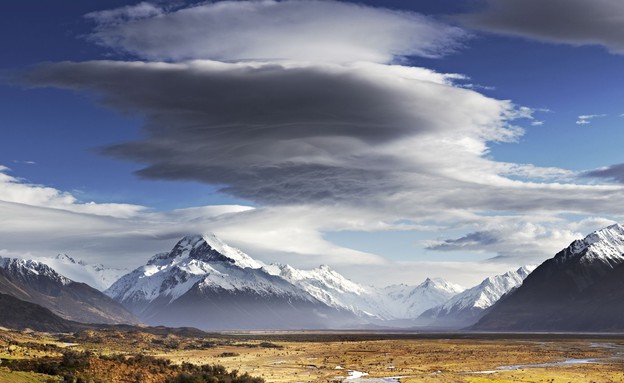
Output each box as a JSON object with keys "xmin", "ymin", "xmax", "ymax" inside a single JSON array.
[
  {"xmin": 262, "ymin": 263, "xmax": 381, "ymax": 318},
  {"xmin": 107, "ymin": 234, "xmax": 464, "ymax": 330},
  {"xmin": 419, "ymin": 266, "xmax": 535, "ymax": 328},
  {"xmin": 37, "ymin": 253, "xmax": 128, "ymax": 291},
  {"xmin": 380, "ymin": 278, "xmax": 463, "ymax": 320},
  {"xmin": 473, "ymin": 224, "xmax": 624, "ymax": 331},
  {"xmin": 106, "ymin": 235, "xmax": 359, "ymax": 330},
  {"xmin": 0, "ymin": 257, "xmax": 140, "ymax": 325},
  {"xmin": 262, "ymin": 264, "xmax": 462, "ymax": 321}
]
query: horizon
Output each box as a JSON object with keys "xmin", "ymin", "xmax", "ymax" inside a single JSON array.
[{"xmin": 3, "ymin": 0, "xmax": 624, "ymax": 288}]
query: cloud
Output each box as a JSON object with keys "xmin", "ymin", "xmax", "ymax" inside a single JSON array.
[
  {"xmin": 86, "ymin": 2, "xmax": 164, "ymax": 25},
  {"xmin": 576, "ymin": 114, "xmax": 606, "ymax": 125},
  {"xmin": 584, "ymin": 163, "xmax": 624, "ymax": 183},
  {"xmin": 577, "ymin": 114, "xmax": 606, "ymax": 125},
  {"xmin": 459, "ymin": 0, "xmax": 624, "ymax": 54},
  {"xmin": 425, "ymin": 220, "xmax": 582, "ymax": 263},
  {"xmin": 23, "ymin": 59, "xmax": 624, "ymax": 219},
  {"xmin": 24, "ymin": 60, "xmax": 533, "ymax": 206},
  {"xmin": 13, "ymin": 0, "xmax": 624, "ymax": 283},
  {"xmin": 0, "ymin": 166, "xmax": 144, "ymax": 218},
  {"xmin": 86, "ymin": 0, "xmax": 467, "ymax": 63}
]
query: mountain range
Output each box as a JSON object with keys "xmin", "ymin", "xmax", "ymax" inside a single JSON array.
[
  {"xmin": 3, "ymin": 223, "xmax": 624, "ymax": 332},
  {"xmin": 105, "ymin": 234, "xmax": 465, "ymax": 330}
]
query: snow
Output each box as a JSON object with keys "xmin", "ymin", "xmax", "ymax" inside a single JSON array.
[
  {"xmin": 37, "ymin": 254, "xmax": 128, "ymax": 291},
  {"xmin": 561, "ymin": 224, "xmax": 624, "ymax": 266},
  {"xmin": 427, "ymin": 266, "xmax": 536, "ymax": 319},
  {"xmin": 0, "ymin": 256, "xmax": 71, "ymax": 285},
  {"xmin": 106, "ymin": 234, "xmax": 314, "ymax": 305},
  {"xmin": 266, "ymin": 263, "xmax": 463, "ymax": 320},
  {"xmin": 107, "ymin": 233, "xmax": 467, "ymax": 322}
]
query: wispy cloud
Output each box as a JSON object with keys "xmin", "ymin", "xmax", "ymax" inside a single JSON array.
[
  {"xmin": 86, "ymin": 0, "xmax": 468, "ymax": 63},
  {"xmin": 576, "ymin": 114, "xmax": 606, "ymax": 125},
  {"xmin": 0, "ymin": 166, "xmax": 144, "ymax": 218}
]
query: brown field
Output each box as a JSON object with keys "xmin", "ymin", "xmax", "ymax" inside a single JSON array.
[{"xmin": 0, "ymin": 329, "xmax": 623, "ymax": 382}]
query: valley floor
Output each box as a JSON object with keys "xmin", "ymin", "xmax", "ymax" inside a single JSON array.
[{"xmin": 0, "ymin": 329, "xmax": 623, "ymax": 382}]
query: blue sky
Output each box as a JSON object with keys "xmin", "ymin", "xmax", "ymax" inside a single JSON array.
[{"xmin": 2, "ymin": 0, "xmax": 624, "ymax": 286}]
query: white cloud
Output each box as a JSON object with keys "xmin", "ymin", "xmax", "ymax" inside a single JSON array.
[
  {"xmin": 0, "ymin": 166, "xmax": 144, "ymax": 218},
  {"xmin": 576, "ymin": 114, "xmax": 606, "ymax": 125},
  {"xmin": 86, "ymin": 0, "xmax": 467, "ymax": 63},
  {"xmin": 85, "ymin": 2, "xmax": 164, "ymax": 24}
]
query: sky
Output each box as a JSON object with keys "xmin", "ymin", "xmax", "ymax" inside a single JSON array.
[{"xmin": 2, "ymin": 0, "xmax": 624, "ymax": 287}]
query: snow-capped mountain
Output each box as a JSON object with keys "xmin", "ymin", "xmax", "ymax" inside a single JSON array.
[
  {"xmin": 262, "ymin": 263, "xmax": 379, "ymax": 318},
  {"xmin": 262, "ymin": 264, "xmax": 461, "ymax": 320},
  {"xmin": 107, "ymin": 233, "xmax": 465, "ymax": 330},
  {"xmin": 474, "ymin": 224, "xmax": 624, "ymax": 331},
  {"xmin": 106, "ymin": 235, "xmax": 359, "ymax": 330},
  {"xmin": 0, "ymin": 256, "xmax": 139, "ymax": 325},
  {"xmin": 420, "ymin": 266, "xmax": 535, "ymax": 327},
  {"xmin": 380, "ymin": 278, "xmax": 463, "ymax": 319},
  {"xmin": 37, "ymin": 253, "xmax": 128, "ymax": 291}
]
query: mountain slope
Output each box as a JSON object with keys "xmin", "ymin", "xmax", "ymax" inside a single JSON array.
[
  {"xmin": 473, "ymin": 224, "xmax": 624, "ymax": 331},
  {"xmin": 38, "ymin": 253, "xmax": 128, "ymax": 291},
  {"xmin": 0, "ymin": 257, "xmax": 140, "ymax": 325},
  {"xmin": 419, "ymin": 266, "xmax": 535, "ymax": 327},
  {"xmin": 107, "ymin": 235, "xmax": 358, "ymax": 330},
  {"xmin": 0, "ymin": 293, "xmax": 77, "ymax": 332}
]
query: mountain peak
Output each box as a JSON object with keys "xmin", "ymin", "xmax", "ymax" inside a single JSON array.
[
  {"xmin": 558, "ymin": 223, "xmax": 624, "ymax": 265},
  {"xmin": 149, "ymin": 233, "xmax": 264, "ymax": 270},
  {"xmin": 55, "ymin": 253, "xmax": 76, "ymax": 264}
]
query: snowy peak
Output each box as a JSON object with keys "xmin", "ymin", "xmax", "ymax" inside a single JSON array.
[
  {"xmin": 107, "ymin": 233, "xmax": 309, "ymax": 307},
  {"xmin": 0, "ymin": 257, "xmax": 70, "ymax": 285},
  {"xmin": 55, "ymin": 253, "xmax": 77, "ymax": 264},
  {"xmin": 149, "ymin": 234, "xmax": 264, "ymax": 270},
  {"xmin": 419, "ymin": 265, "xmax": 536, "ymax": 326},
  {"xmin": 420, "ymin": 277, "xmax": 463, "ymax": 292},
  {"xmin": 380, "ymin": 277, "xmax": 463, "ymax": 319},
  {"xmin": 37, "ymin": 254, "xmax": 128, "ymax": 291},
  {"xmin": 558, "ymin": 223, "xmax": 624, "ymax": 265}
]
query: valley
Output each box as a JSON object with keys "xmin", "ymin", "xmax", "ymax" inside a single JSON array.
[{"xmin": 0, "ymin": 329, "xmax": 623, "ymax": 382}]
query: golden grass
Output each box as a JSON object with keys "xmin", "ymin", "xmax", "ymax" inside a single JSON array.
[
  {"xmin": 1, "ymin": 328, "xmax": 624, "ymax": 383},
  {"xmin": 153, "ymin": 338, "xmax": 624, "ymax": 383}
]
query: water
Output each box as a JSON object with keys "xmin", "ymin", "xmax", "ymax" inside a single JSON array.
[{"xmin": 472, "ymin": 342, "xmax": 624, "ymax": 374}]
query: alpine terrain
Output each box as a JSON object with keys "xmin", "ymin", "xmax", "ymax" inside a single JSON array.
[
  {"xmin": 107, "ymin": 234, "xmax": 463, "ymax": 330},
  {"xmin": 106, "ymin": 235, "xmax": 359, "ymax": 330},
  {"xmin": 473, "ymin": 223, "xmax": 624, "ymax": 331},
  {"xmin": 419, "ymin": 266, "xmax": 535, "ymax": 328},
  {"xmin": 38, "ymin": 253, "xmax": 128, "ymax": 291},
  {"xmin": 0, "ymin": 257, "xmax": 140, "ymax": 325}
]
